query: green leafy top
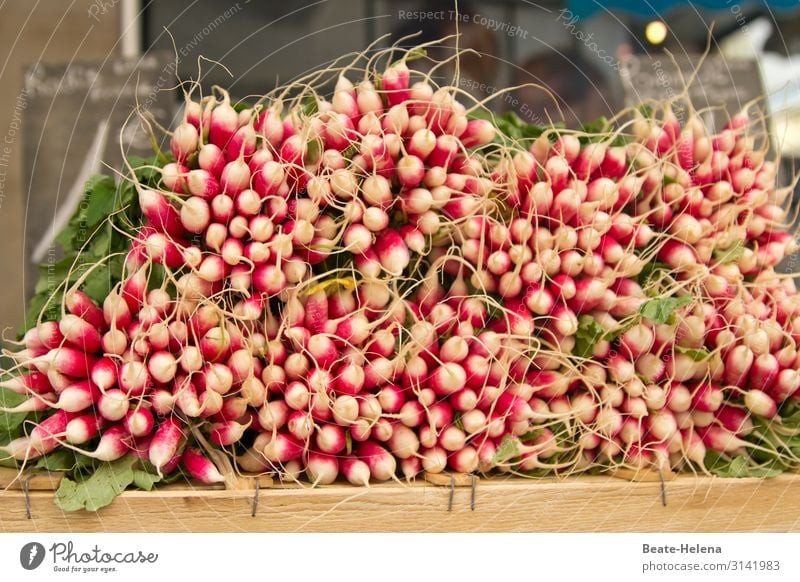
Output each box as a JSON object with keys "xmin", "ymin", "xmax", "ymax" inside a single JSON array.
[
  {"xmin": 778, "ymin": 402, "xmax": 800, "ymax": 426},
  {"xmin": 468, "ymin": 109, "xmax": 551, "ymax": 144},
  {"xmin": 712, "ymin": 240, "xmax": 745, "ymax": 265},
  {"xmin": 637, "ymin": 260, "xmax": 670, "ymax": 287},
  {"xmin": 704, "ymin": 451, "xmax": 784, "ymax": 479},
  {"xmin": 579, "ymin": 116, "xmax": 611, "ymax": 134},
  {"xmin": 492, "ymin": 435, "xmax": 520, "ymax": 464},
  {"xmin": 300, "ymin": 97, "xmax": 318, "ymax": 118},
  {"xmin": 22, "ymin": 156, "xmax": 159, "ymax": 333},
  {"xmin": 0, "ymin": 388, "xmax": 29, "ymax": 467},
  {"xmin": 577, "ymin": 116, "xmax": 628, "ymax": 146},
  {"xmin": 54, "ymin": 457, "xmax": 161, "ymax": 512},
  {"xmin": 639, "ymin": 295, "xmax": 693, "ymax": 325},
  {"xmin": 673, "ymin": 345, "xmax": 710, "ymax": 361},
  {"xmin": 573, "ymin": 315, "xmax": 607, "ymax": 359}
]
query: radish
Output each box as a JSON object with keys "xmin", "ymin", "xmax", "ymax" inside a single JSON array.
[
  {"xmin": 65, "ymin": 414, "xmax": 105, "ymax": 444},
  {"xmin": 208, "ymin": 92, "xmax": 238, "ymax": 148},
  {"xmin": 341, "ymin": 456, "xmax": 371, "ymax": 485},
  {"xmin": 373, "ymin": 230, "xmax": 410, "ymax": 276},
  {"xmin": 0, "ymin": 437, "xmax": 42, "ymax": 460},
  {"xmin": 429, "ymin": 362, "xmax": 467, "ymax": 395},
  {"xmin": 138, "ymin": 190, "xmax": 184, "ymax": 236},
  {"xmin": 183, "ymin": 448, "xmax": 226, "ymax": 484},
  {"xmin": 262, "ymin": 432, "xmax": 304, "ymax": 463},
  {"xmin": 171, "ymin": 122, "xmax": 199, "ymax": 162},
  {"xmin": 696, "ymin": 426, "xmax": 748, "ymax": 454},
  {"xmin": 28, "ymin": 410, "xmax": 71, "ymax": 453},
  {"xmin": 149, "ymin": 417, "xmax": 184, "ymax": 474},
  {"xmin": 54, "ymin": 381, "xmax": 99, "ymax": 412},
  {"xmin": 306, "ymin": 451, "xmax": 339, "ymax": 485},
  {"xmin": 97, "ymin": 389, "xmax": 130, "ymax": 422},
  {"xmin": 356, "ymin": 441, "xmax": 397, "ymax": 481},
  {"xmin": 744, "ymin": 389, "xmax": 777, "ymax": 418},
  {"xmin": 32, "ymin": 347, "xmax": 98, "ymax": 378},
  {"xmin": 65, "ymin": 290, "xmax": 105, "ymax": 329},
  {"xmin": 91, "ymin": 425, "xmax": 130, "ymax": 461},
  {"xmin": 124, "ymin": 407, "xmax": 154, "ymax": 437},
  {"xmin": 316, "ymin": 423, "xmax": 346, "ymax": 454},
  {"xmin": 0, "ymin": 371, "xmax": 52, "ymax": 395}
]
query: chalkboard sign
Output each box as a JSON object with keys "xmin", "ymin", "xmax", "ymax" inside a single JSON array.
[
  {"xmin": 618, "ymin": 53, "xmax": 800, "ymax": 274},
  {"xmin": 22, "ymin": 53, "xmax": 176, "ymax": 294},
  {"xmin": 618, "ymin": 54, "xmax": 764, "ymax": 132}
]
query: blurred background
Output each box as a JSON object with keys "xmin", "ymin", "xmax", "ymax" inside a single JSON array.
[{"xmin": 2, "ymin": 0, "xmax": 800, "ymax": 335}]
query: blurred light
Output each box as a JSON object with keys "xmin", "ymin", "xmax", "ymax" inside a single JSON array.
[{"xmin": 645, "ymin": 20, "xmax": 668, "ymax": 45}]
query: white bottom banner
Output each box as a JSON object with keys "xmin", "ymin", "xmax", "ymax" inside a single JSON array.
[{"xmin": 1, "ymin": 533, "xmax": 798, "ymax": 581}]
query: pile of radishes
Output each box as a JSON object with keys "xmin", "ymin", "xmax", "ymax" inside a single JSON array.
[{"xmin": 2, "ymin": 45, "xmax": 800, "ymax": 490}]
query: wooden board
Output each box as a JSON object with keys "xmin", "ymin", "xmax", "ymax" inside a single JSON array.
[
  {"xmin": 0, "ymin": 468, "xmax": 64, "ymax": 491},
  {"xmin": 2, "ymin": 473, "xmax": 800, "ymax": 533}
]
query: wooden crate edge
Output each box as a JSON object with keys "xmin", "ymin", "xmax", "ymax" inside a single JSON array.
[{"xmin": 2, "ymin": 473, "xmax": 800, "ymax": 533}]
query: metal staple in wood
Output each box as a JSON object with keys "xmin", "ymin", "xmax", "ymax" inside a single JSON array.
[
  {"xmin": 447, "ymin": 476, "xmax": 455, "ymax": 512},
  {"xmin": 470, "ymin": 475, "xmax": 477, "ymax": 511},
  {"xmin": 251, "ymin": 480, "xmax": 260, "ymax": 517},
  {"xmin": 22, "ymin": 475, "xmax": 32, "ymax": 520}
]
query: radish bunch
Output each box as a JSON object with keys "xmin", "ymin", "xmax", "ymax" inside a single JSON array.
[
  {"xmin": 444, "ymin": 109, "xmax": 800, "ymax": 473},
  {"xmin": 2, "ymin": 45, "xmax": 800, "ymax": 493}
]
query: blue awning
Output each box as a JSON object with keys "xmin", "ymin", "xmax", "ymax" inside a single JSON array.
[{"xmin": 568, "ymin": 0, "xmax": 800, "ymax": 20}]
